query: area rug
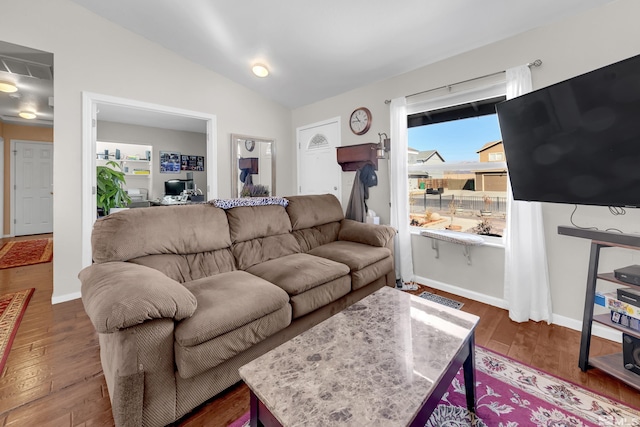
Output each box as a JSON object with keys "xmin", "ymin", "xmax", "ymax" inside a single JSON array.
[
  {"xmin": 0, "ymin": 288, "xmax": 35, "ymax": 373},
  {"xmin": 230, "ymin": 346, "xmax": 640, "ymax": 426},
  {"xmin": 0, "ymin": 238, "xmax": 53, "ymax": 269},
  {"xmin": 418, "ymin": 291, "xmax": 464, "ymax": 310}
]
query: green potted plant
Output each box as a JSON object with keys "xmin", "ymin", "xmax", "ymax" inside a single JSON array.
[{"xmin": 97, "ymin": 161, "xmax": 131, "ymax": 216}]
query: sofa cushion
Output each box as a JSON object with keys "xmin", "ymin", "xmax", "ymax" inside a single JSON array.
[
  {"xmin": 232, "ymin": 235, "xmax": 300, "ymax": 271},
  {"xmin": 80, "ymin": 262, "xmax": 197, "ymax": 333},
  {"xmin": 226, "ymin": 205, "xmax": 292, "ymax": 243},
  {"xmin": 129, "ymin": 250, "xmax": 236, "ymax": 284},
  {"xmin": 92, "ymin": 204, "xmax": 231, "ymax": 263},
  {"xmin": 286, "ymin": 194, "xmax": 344, "ymax": 231},
  {"xmin": 246, "ymin": 253, "xmax": 351, "ymax": 318},
  {"xmin": 308, "ymin": 241, "xmax": 391, "ymax": 270},
  {"xmin": 308, "ymin": 241, "xmax": 393, "ymax": 290},
  {"xmin": 226, "ymin": 204, "xmax": 301, "ymax": 270},
  {"xmin": 350, "ymin": 256, "xmax": 394, "ymax": 290},
  {"xmin": 289, "ymin": 276, "xmax": 351, "ymax": 318},
  {"xmin": 339, "ymin": 219, "xmax": 397, "ymax": 248},
  {"xmin": 174, "ymin": 271, "xmax": 291, "ymax": 378},
  {"xmin": 292, "ymin": 222, "xmax": 341, "ymax": 252}
]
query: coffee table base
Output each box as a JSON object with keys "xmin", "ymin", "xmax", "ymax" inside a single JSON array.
[{"xmin": 249, "ymin": 332, "xmax": 476, "ymax": 427}]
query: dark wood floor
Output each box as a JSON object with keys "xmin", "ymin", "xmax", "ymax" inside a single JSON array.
[{"xmin": 1, "ymin": 235, "xmax": 638, "ymax": 426}]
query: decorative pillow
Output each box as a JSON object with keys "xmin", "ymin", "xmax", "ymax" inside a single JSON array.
[{"xmin": 210, "ymin": 197, "xmax": 289, "ymax": 209}]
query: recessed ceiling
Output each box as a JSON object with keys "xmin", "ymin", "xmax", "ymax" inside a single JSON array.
[
  {"xmin": 0, "ymin": 40, "xmax": 53, "ymax": 127},
  {"xmin": 69, "ymin": 0, "xmax": 616, "ymax": 108}
]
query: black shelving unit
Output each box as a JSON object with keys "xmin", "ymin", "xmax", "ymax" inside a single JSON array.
[{"xmin": 558, "ymin": 225, "xmax": 640, "ymax": 391}]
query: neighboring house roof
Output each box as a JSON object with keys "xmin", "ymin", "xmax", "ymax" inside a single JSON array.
[
  {"xmin": 416, "ymin": 150, "xmax": 445, "ymax": 162},
  {"xmin": 408, "ymin": 146, "xmax": 420, "ymax": 154},
  {"xmin": 476, "ymin": 140, "xmax": 503, "ymax": 153}
]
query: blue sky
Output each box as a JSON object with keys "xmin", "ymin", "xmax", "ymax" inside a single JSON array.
[{"xmin": 408, "ymin": 114, "xmax": 502, "ymax": 162}]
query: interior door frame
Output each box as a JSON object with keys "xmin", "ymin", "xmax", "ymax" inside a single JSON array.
[
  {"xmin": 10, "ymin": 139, "xmax": 53, "ymax": 237},
  {"xmin": 295, "ymin": 116, "xmax": 341, "ymax": 196},
  {"xmin": 81, "ymin": 92, "xmax": 217, "ymax": 268}
]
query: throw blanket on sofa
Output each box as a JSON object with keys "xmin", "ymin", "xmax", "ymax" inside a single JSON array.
[{"xmin": 210, "ymin": 197, "xmax": 289, "ymax": 210}]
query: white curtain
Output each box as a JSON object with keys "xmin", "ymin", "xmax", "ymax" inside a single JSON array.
[
  {"xmin": 389, "ymin": 97, "xmax": 414, "ymax": 283},
  {"xmin": 504, "ymin": 65, "xmax": 553, "ymax": 323}
]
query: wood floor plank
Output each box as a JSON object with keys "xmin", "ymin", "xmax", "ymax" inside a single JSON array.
[{"xmin": 2, "ymin": 244, "xmax": 640, "ymax": 425}]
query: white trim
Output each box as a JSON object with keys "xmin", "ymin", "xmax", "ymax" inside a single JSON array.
[
  {"xmin": 414, "ymin": 274, "xmax": 620, "ymax": 343},
  {"xmin": 552, "ymin": 313, "xmax": 621, "ymax": 343},
  {"xmin": 81, "ymin": 92, "xmax": 217, "ymax": 269},
  {"xmin": 411, "ymin": 228, "xmax": 505, "ymax": 248},
  {"xmin": 414, "ymin": 274, "xmax": 509, "ymax": 309},
  {"xmin": 52, "ymin": 291, "xmax": 81, "ymax": 305},
  {"xmin": 295, "ymin": 116, "xmax": 341, "ymax": 196}
]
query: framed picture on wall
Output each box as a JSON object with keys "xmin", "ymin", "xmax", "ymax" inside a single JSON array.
[
  {"xmin": 181, "ymin": 154, "xmax": 205, "ymax": 171},
  {"xmin": 160, "ymin": 151, "xmax": 181, "ymax": 173}
]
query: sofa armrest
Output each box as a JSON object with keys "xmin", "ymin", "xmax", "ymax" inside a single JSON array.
[
  {"xmin": 338, "ymin": 219, "xmax": 397, "ymax": 247},
  {"xmin": 79, "ymin": 262, "xmax": 197, "ymax": 333}
]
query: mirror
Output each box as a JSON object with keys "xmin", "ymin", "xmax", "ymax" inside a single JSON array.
[{"xmin": 231, "ymin": 134, "xmax": 276, "ymax": 198}]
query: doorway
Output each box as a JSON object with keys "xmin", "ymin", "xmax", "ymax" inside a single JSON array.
[
  {"xmin": 81, "ymin": 92, "xmax": 217, "ymax": 268},
  {"xmin": 296, "ymin": 117, "xmax": 342, "ymax": 199},
  {"xmin": 12, "ymin": 140, "xmax": 53, "ymax": 236},
  {"xmin": 0, "ymin": 41, "xmax": 54, "ymax": 238}
]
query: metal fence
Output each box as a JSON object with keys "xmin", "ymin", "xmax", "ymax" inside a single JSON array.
[{"xmin": 417, "ymin": 193, "xmax": 507, "ymax": 213}]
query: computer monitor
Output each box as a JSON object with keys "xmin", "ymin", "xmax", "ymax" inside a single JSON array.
[{"xmin": 164, "ymin": 179, "xmax": 187, "ymax": 196}]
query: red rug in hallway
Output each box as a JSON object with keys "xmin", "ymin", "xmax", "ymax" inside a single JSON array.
[
  {"xmin": 0, "ymin": 288, "xmax": 35, "ymax": 373},
  {"xmin": 0, "ymin": 238, "xmax": 53, "ymax": 269}
]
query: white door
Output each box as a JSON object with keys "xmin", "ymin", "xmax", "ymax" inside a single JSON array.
[
  {"xmin": 297, "ymin": 117, "xmax": 341, "ymax": 199},
  {"xmin": 14, "ymin": 141, "xmax": 53, "ymax": 236}
]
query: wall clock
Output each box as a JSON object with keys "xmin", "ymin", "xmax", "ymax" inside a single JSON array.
[
  {"xmin": 245, "ymin": 139, "xmax": 255, "ymax": 152},
  {"xmin": 349, "ymin": 107, "xmax": 372, "ymax": 135}
]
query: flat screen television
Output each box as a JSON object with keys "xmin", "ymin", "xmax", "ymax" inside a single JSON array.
[{"xmin": 496, "ymin": 54, "xmax": 640, "ymax": 208}]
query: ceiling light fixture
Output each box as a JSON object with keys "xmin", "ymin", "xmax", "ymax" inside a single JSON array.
[
  {"xmin": 252, "ymin": 63, "xmax": 269, "ymax": 78},
  {"xmin": 19, "ymin": 111, "xmax": 37, "ymax": 119},
  {"xmin": 0, "ymin": 80, "xmax": 18, "ymax": 93}
]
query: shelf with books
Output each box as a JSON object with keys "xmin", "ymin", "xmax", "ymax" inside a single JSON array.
[
  {"xmin": 593, "ymin": 313, "xmax": 640, "ymax": 339},
  {"xmin": 557, "ymin": 225, "xmax": 640, "ymax": 391},
  {"xmin": 96, "ymin": 141, "xmax": 153, "ymax": 200}
]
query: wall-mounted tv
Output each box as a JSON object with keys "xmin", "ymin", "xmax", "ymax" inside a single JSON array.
[{"xmin": 496, "ymin": 54, "xmax": 640, "ymax": 208}]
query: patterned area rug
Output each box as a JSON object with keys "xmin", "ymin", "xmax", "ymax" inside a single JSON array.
[
  {"xmin": 230, "ymin": 346, "xmax": 640, "ymax": 426},
  {"xmin": 0, "ymin": 288, "xmax": 34, "ymax": 372},
  {"xmin": 0, "ymin": 238, "xmax": 53, "ymax": 269}
]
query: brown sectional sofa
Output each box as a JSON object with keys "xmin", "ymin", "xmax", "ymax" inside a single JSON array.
[{"xmin": 79, "ymin": 194, "xmax": 396, "ymax": 426}]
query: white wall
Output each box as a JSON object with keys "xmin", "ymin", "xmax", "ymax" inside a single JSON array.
[
  {"xmin": 292, "ymin": 0, "xmax": 640, "ymax": 325},
  {"xmin": 97, "ymin": 121, "xmax": 207, "ymax": 199},
  {"xmin": 1, "ymin": 0, "xmax": 293, "ymax": 301}
]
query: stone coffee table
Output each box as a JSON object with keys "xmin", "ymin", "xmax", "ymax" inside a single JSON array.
[{"xmin": 239, "ymin": 286, "xmax": 480, "ymax": 426}]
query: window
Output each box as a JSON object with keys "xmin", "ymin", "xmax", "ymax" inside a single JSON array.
[{"xmin": 407, "ymin": 97, "xmax": 507, "ymax": 237}]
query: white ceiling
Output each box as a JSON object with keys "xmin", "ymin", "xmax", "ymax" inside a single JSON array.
[
  {"xmin": 1, "ymin": 0, "xmax": 617, "ymax": 131},
  {"xmin": 69, "ymin": 0, "xmax": 616, "ymax": 109}
]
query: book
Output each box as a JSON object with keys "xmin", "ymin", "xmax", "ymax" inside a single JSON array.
[
  {"xmin": 610, "ymin": 311, "xmax": 640, "ymax": 333},
  {"xmin": 596, "ymin": 291, "xmax": 640, "ymax": 320},
  {"xmin": 132, "ymin": 170, "xmax": 150, "ymax": 175}
]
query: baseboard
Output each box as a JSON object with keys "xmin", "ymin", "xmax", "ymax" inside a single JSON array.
[
  {"xmin": 52, "ymin": 291, "xmax": 81, "ymax": 305},
  {"xmin": 414, "ymin": 275, "xmax": 509, "ymax": 310},
  {"xmin": 552, "ymin": 313, "xmax": 622, "ymax": 343},
  {"xmin": 413, "ymin": 275, "xmax": 621, "ymax": 343}
]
